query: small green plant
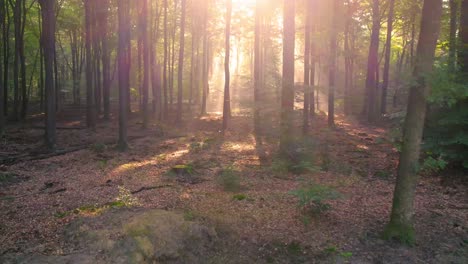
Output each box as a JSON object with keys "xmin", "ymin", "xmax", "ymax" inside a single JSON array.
[
  {"xmin": 116, "ymin": 186, "xmax": 140, "ymax": 207},
  {"xmin": 218, "ymin": 166, "xmax": 242, "ymax": 192},
  {"xmin": 0, "ymin": 172, "xmax": 16, "ymax": 184},
  {"xmin": 183, "ymin": 210, "xmax": 195, "ymax": 221},
  {"xmin": 290, "ymin": 184, "xmax": 341, "ymax": 215},
  {"xmin": 232, "ymin": 194, "xmax": 247, "ymax": 201},
  {"xmin": 421, "ymin": 156, "xmax": 448, "ymax": 173},
  {"xmin": 375, "ymin": 170, "xmax": 392, "ymax": 180},
  {"xmin": 286, "ymin": 241, "xmax": 302, "ymax": 255}
]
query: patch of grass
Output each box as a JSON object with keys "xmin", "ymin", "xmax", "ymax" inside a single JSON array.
[
  {"xmin": 278, "ymin": 138, "xmax": 321, "ymax": 175},
  {"xmin": 286, "ymin": 241, "xmax": 302, "ymax": 255},
  {"xmin": 183, "ymin": 210, "xmax": 195, "ymax": 221},
  {"xmin": 290, "ymin": 183, "xmax": 341, "ymax": 215},
  {"xmin": 217, "ymin": 166, "xmax": 242, "ymax": 192},
  {"xmin": 232, "ymin": 194, "xmax": 247, "ymax": 201}
]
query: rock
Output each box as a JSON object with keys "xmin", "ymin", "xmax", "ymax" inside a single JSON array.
[{"xmin": 65, "ymin": 209, "xmax": 217, "ymax": 263}]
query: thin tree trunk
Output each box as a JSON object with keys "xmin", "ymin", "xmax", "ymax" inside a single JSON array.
[
  {"xmin": 84, "ymin": 0, "xmax": 96, "ymax": 128},
  {"xmin": 381, "ymin": 0, "xmax": 395, "ymax": 115},
  {"xmin": 303, "ymin": 0, "xmax": 311, "ymax": 134},
  {"xmin": 328, "ymin": 0, "xmax": 338, "ymax": 128},
  {"xmin": 279, "ymin": 0, "xmax": 295, "ymax": 153},
  {"xmin": 163, "ymin": 0, "xmax": 169, "ymax": 119},
  {"xmin": 253, "ymin": 0, "xmax": 261, "ymax": 134},
  {"xmin": 176, "ymin": 0, "xmax": 186, "ymax": 124},
  {"xmin": 385, "ymin": 0, "xmax": 442, "ymax": 244},
  {"xmin": 142, "ymin": 0, "xmax": 150, "ymax": 128},
  {"xmin": 117, "ymin": 0, "xmax": 130, "ymax": 151},
  {"xmin": 222, "ymin": 0, "xmax": 232, "ymax": 132}
]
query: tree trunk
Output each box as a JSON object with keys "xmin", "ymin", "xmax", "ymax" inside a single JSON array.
[
  {"xmin": 39, "ymin": 0, "xmax": 56, "ymax": 150},
  {"xmin": 117, "ymin": 0, "xmax": 131, "ymax": 151},
  {"xmin": 101, "ymin": 0, "xmax": 111, "ymax": 120},
  {"xmin": 460, "ymin": 0, "xmax": 468, "ymax": 73},
  {"xmin": 84, "ymin": 0, "xmax": 96, "ymax": 128},
  {"xmin": 381, "ymin": 0, "xmax": 395, "ymax": 115},
  {"xmin": 384, "ymin": 0, "xmax": 442, "ymax": 244},
  {"xmin": 303, "ymin": 0, "xmax": 311, "ymax": 134},
  {"xmin": 279, "ymin": 0, "xmax": 295, "ymax": 153},
  {"xmin": 142, "ymin": 0, "xmax": 150, "ymax": 128},
  {"xmin": 222, "ymin": 0, "xmax": 232, "ymax": 132},
  {"xmin": 364, "ymin": 0, "xmax": 380, "ymax": 123},
  {"xmin": 163, "ymin": 0, "xmax": 169, "ymax": 119},
  {"xmin": 328, "ymin": 0, "xmax": 339, "ymax": 128},
  {"xmin": 176, "ymin": 0, "xmax": 186, "ymax": 124},
  {"xmin": 0, "ymin": 0, "xmax": 5, "ymax": 136},
  {"xmin": 253, "ymin": 0, "xmax": 261, "ymax": 135},
  {"xmin": 448, "ymin": 0, "xmax": 458, "ymax": 71}
]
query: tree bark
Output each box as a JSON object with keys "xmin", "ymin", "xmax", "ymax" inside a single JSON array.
[
  {"xmin": 163, "ymin": 0, "xmax": 169, "ymax": 119},
  {"xmin": 279, "ymin": 0, "xmax": 295, "ymax": 153},
  {"xmin": 222, "ymin": 0, "xmax": 232, "ymax": 132},
  {"xmin": 101, "ymin": 0, "xmax": 111, "ymax": 120},
  {"xmin": 460, "ymin": 0, "xmax": 468, "ymax": 73},
  {"xmin": 176, "ymin": 0, "xmax": 186, "ymax": 124},
  {"xmin": 117, "ymin": 0, "xmax": 131, "ymax": 151},
  {"xmin": 142, "ymin": 0, "xmax": 150, "ymax": 128},
  {"xmin": 39, "ymin": 0, "xmax": 56, "ymax": 150},
  {"xmin": 328, "ymin": 0, "xmax": 339, "ymax": 128},
  {"xmin": 84, "ymin": 0, "xmax": 96, "ymax": 128},
  {"xmin": 381, "ymin": 0, "xmax": 395, "ymax": 115},
  {"xmin": 385, "ymin": 0, "xmax": 442, "ymax": 244},
  {"xmin": 364, "ymin": 0, "xmax": 381, "ymax": 123},
  {"xmin": 303, "ymin": 0, "xmax": 311, "ymax": 134}
]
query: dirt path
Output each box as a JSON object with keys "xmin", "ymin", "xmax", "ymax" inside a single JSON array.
[{"xmin": 0, "ymin": 114, "xmax": 466, "ymax": 263}]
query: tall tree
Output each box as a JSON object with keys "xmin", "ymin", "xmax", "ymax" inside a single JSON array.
[
  {"xmin": 384, "ymin": 0, "xmax": 443, "ymax": 244},
  {"xmin": 303, "ymin": 0, "xmax": 311, "ymax": 133},
  {"xmin": 253, "ymin": 0, "xmax": 261, "ymax": 134},
  {"xmin": 163, "ymin": 0, "xmax": 169, "ymax": 118},
  {"xmin": 328, "ymin": 0, "xmax": 339, "ymax": 128},
  {"xmin": 0, "ymin": 0, "xmax": 4, "ymax": 137},
  {"xmin": 448, "ymin": 0, "xmax": 458, "ymax": 71},
  {"xmin": 279, "ymin": 0, "xmax": 295, "ymax": 153},
  {"xmin": 364, "ymin": 0, "xmax": 381, "ymax": 122},
  {"xmin": 460, "ymin": 0, "xmax": 468, "ymax": 73},
  {"xmin": 176, "ymin": 0, "xmax": 186, "ymax": 124},
  {"xmin": 222, "ymin": 0, "xmax": 232, "ymax": 132},
  {"xmin": 84, "ymin": 0, "xmax": 96, "ymax": 128},
  {"xmin": 381, "ymin": 0, "xmax": 395, "ymax": 115},
  {"xmin": 117, "ymin": 0, "xmax": 131, "ymax": 151},
  {"xmin": 142, "ymin": 0, "xmax": 150, "ymax": 128},
  {"xmin": 101, "ymin": 0, "xmax": 111, "ymax": 120},
  {"xmin": 39, "ymin": 0, "xmax": 56, "ymax": 150}
]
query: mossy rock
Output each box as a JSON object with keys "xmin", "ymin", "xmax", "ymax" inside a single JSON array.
[{"xmin": 64, "ymin": 209, "xmax": 217, "ymax": 263}]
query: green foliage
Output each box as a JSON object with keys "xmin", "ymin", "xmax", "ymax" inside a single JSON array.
[
  {"xmin": 276, "ymin": 138, "xmax": 320, "ymax": 175},
  {"xmin": 217, "ymin": 166, "xmax": 242, "ymax": 192},
  {"xmin": 232, "ymin": 194, "xmax": 247, "ymax": 201},
  {"xmin": 424, "ymin": 63, "xmax": 468, "ymax": 170},
  {"xmin": 289, "ymin": 183, "xmax": 341, "ymax": 215},
  {"xmin": 421, "ymin": 156, "xmax": 448, "ymax": 173}
]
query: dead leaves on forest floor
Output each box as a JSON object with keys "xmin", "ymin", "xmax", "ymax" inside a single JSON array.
[{"xmin": 0, "ymin": 114, "xmax": 466, "ymax": 263}]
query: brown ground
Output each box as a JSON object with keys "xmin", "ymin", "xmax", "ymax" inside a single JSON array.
[{"xmin": 0, "ymin": 112, "xmax": 467, "ymax": 263}]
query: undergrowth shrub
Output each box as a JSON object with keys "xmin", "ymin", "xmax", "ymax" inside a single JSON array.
[
  {"xmin": 217, "ymin": 166, "xmax": 242, "ymax": 192},
  {"xmin": 274, "ymin": 138, "xmax": 320, "ymax": 175},
  {"xmin": 289, "ymin": 183, "xmax": 341, "ymax": 215}
]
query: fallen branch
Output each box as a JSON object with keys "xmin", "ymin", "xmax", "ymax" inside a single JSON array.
[{"xmin": 131, "ymin": 184, "xmax": 174, "ymax": 194}]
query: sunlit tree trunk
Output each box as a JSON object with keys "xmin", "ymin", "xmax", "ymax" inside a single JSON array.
[
  {"xmin": 385, "ymin": 0, "xmax": 442, "ymax": 244},
  {"xmin": 381, "ymin": 0, "xmax": 395, "ymax": 115},
  {"xmin": 176, "ymin": 0, "xmax": 186, "ymax": 124},
  {"xmin": 328, "ymin": 0, "xmax": 339, "ymax": 128},
  {"xmin": 279, "ymin": 0, "xmax": 295, "ymax": 153},
  {"xmin": 253, "ymin": 0, "xmax": 261, "ymax": 134},
  {"xmin": 303, "ymin": 0, "xmax": 311, "ymax": 134},
  {"xmin": 39, "ymin": 0, "xmax": 56, "ymax": 150},
  {"xmin": 117, "ymin": 0, "xmax": 130, "ymax": 151},
  {"xmin": 200, "ymin": 1, "xmax": 208, "ymax": 116},
  {"xmin": 222, "ymin": 0, "xmax": 232, "ymax": 132},
  {"xmin": 142, "ymin": 0, "xmax": 150, "ymax": 128},
  {"xmin": 163, "ymin": 0, "xmax": 169, "ymax": 119}
]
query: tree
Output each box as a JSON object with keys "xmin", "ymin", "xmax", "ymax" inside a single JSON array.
[
  {"xmin": 279, "ymin": 0, "xmax": 295, "ymax": 153},
  {"xmin": 381, "ymin": 0, "xmax": 395, "ymax": 115},
  {"xmin": 39, "ymin": 0, "xmax": 56, "ymax": 150},
  {"xmin": 460, "ymin": 0, "xmax": 468, "ymax": 73},
  {"xmin": 222, "ymin": 0, "xmax": 232, "ymax": 132},
  {"xmin": 384, "ymin": 0, "xmax": 443, "ymax": 244},
  {"xmin": 0, "ymin": 0, "xmax": 4, "ymax": 137},
  {"xmin": 142, "ymin": 0, "xmax": 150, "ymax": 128},
  {"xmin": 303, "ymin": 0, "xmax": 311, "ymax": 134},
  {"xmin": 448, "ymin": 0, "xmax": 458, "ymax": 71},
  {"xmin": 253, "ymin": 0, "xmax": 261, "ymax": 134},
  {"xmin": 176, "ymin": 0, "xmax": 187, "ymax": 124},
  {"xmin": 364, "ymin": 0, "xmax": 381, "ymax": 123},
  {"xmin": 163, "ymin": 0, "xmax": 169, "ymax": 118},
  {"xmin": 328, "ymin": 0, "xmax": 339, "ymax": 128},
  {"xmin": 101, "ymin": 0, "xmax": 111, "ymax": 121},
  {"xmin": 84, "ymin": 0, "xmax": 96, "ymax": 128},
  {"xmin": 117, "ymin": 0, "xmax": 131, "ymax": 151}
]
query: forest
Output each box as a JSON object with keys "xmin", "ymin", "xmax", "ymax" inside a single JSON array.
[{"xmin": 0, "ymin": 0, "xmax": 467, "ymax": 263}]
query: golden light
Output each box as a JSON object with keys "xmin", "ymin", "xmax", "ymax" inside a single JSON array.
[{"xmin": 232, "ymin": 0, "xmax": 255, "ymax": 6}]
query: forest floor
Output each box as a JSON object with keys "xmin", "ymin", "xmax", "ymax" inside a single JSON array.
[{"xmin": 0, "ymin": 110, "xmax": 467, "ymax": 263}]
